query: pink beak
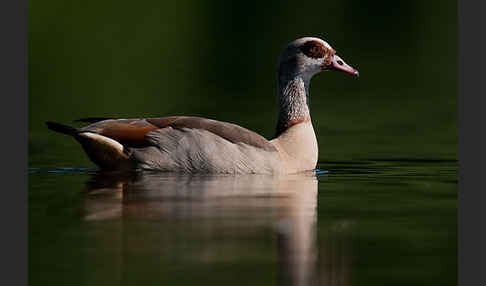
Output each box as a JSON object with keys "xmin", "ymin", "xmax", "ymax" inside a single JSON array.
[{"xmin": 327, "ymin": 54, "xmax": 359, "ymax": 77}]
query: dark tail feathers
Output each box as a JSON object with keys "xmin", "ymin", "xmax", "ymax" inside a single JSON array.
[{"xmin": 46, "ymin": 121, "xmax": 80, "ymax": 136}]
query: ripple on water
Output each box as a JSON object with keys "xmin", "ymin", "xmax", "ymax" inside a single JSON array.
[{"xmin": 29, "ymin": 167, "xmax": 95, "ymax": 174}]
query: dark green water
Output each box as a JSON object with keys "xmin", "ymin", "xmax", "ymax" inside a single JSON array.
[
  {"xmin": 29, "ymin": 161, "xmax": 456, "ymax": 286},
  {"xmin": 29, "ymin": 0, "xmax": 457, "ymax": 285}
]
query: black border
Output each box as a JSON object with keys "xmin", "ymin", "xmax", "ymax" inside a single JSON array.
[
  {"xmin": 1, "ymin": 0, "xmax": 27, "ymax": 285},
  {"xmin": 2, "ymin": 0, "xmax": 481, "ymax": 285},
  {"xmin": 459, "ymin": 0, "xmax": 486, "ymax": 285}
]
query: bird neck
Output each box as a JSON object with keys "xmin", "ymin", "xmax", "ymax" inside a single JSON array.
[{"xmin": 275, "ymin": 74, "xmax": 312, "ymax": 136}]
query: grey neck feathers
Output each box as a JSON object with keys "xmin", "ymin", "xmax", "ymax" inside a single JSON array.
[{"xmin": 275, "ymin": 73, "xmax": 311, "ymax": 136}]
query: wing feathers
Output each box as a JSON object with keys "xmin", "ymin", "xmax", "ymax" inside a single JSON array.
[
  {"xmin": 147, "ymin": 116, "xmax": 276, "ymax": 152},
  {"xmin": 76, "ymin": 116, "xmax": 276, "ymax": 152}
]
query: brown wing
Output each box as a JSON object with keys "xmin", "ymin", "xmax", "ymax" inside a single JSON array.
[
  {"xmin": 80, "ymin": 119, "xmax": 159, "ymax": 147},
  {"xmin": 80, "ymin": 116, "xmax": 276, "ymax": 152},
  {"xmin": 147, "ymin": 116, "xmax": 277, "ymax": 152}
]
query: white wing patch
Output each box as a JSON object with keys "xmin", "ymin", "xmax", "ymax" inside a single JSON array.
[{"xmin": 79, "ymin": 132, "xmax": 125, "ymax": 154}]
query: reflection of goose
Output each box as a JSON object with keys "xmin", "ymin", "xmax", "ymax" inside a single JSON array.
[
  {"xmin": 82, "ymin": 172, "xmax": 351, "ymax": 285},
  {"xmin": 47, "ymin": 37, "xmax": 358, "ymax": 174}
]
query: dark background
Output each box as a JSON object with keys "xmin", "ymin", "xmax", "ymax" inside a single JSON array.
[{"xmin": 28, "ymin": 0, "xmax": 457, "ymax": 167}]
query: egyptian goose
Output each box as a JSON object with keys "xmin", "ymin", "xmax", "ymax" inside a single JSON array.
[{"xmin": 46, "ymin": 37, "xmax": 358, "ymax": 174}]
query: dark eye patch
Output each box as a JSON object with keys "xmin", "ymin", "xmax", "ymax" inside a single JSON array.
[{"xmin": 301, "ymin": 40, "xmax": 328, "ymax": 59}]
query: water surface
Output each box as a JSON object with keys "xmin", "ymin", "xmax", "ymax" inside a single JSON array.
[{"xmin": 29, "ymin": 159, "xmax": 456, "ymax": 286}]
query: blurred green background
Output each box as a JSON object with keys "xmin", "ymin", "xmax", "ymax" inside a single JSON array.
[{"xmin": 28, "ymin": 0, "xmax": 457, "ymax": 168}]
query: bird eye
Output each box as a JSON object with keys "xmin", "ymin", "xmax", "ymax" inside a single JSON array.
[{"xmin": 337, "ymin": 60, "xmax": 343, "ymax": 65}]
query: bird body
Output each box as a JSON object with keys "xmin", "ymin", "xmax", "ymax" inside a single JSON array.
[{"xmin": 46, "ymin": 37, "xmax": 358, "ymax": 174}]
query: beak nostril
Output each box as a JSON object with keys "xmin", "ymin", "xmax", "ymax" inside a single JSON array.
[{"xmin": 337, "ymin": 60, "xmax": 343, "ymax": 65}]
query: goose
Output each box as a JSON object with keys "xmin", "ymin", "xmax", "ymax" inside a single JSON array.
[{"xmin": 46, "ymin": 37, "xmax": 358, "ymax": 174}]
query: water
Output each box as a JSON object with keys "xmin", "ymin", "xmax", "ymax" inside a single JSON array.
[{"xmin": 29, "ymin": 158, "xmax": 456, "ymax": 286}]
